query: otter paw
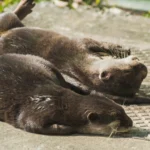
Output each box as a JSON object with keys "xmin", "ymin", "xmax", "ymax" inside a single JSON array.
[
  {"xmin": 51, "ymin": 124, "xmax": 75, "ymax": 134},
  {"xmin": 114, "ymin": 47, "xmax": 131, "ymax": 58},
  {"xmin": 18, "ymin": 0, "xmax": 35, "ymax": 13},
  {"xmin": 23, "ymin": 0, "xmax": 35, "ymax": 9},
  {"xmin": 14, "ymin": 0, "xmax": 36, "ymax": 20}
]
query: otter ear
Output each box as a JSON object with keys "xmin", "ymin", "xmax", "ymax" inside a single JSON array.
[{"xmin": 87, "ymin": 113, "xmax": 99, "ymax": 123}]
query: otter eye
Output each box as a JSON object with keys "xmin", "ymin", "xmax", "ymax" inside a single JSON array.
[
  {"xmin": 124, "ymin": 70, "xmax": 132, "ymax": 74},
  {"xmin": 100, "ymin": 71, "xmax": 112, "ymax": 81},
  {"xmin": 88, "ymin": 113, "xmax": 99, "ymax": 123},
  {"xmin": 101, "ymin": 71, "xmax": 107, "ymax": 78}
]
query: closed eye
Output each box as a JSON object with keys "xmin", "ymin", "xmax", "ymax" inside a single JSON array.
[{"xmin": 124, "ymin": 70, "xmax": 132, "ymax": 74}]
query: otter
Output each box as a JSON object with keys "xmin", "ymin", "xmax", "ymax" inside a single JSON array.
[
  {"xmin": 0, "ymin": 53, "xmax": 133, "ymax": 135},
  {"xmin": 0, "ymin": 0, "xmax": 149, "ymax": 104}
]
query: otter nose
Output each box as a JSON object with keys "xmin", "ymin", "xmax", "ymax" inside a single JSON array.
[
  {"xmin": 121, "ymin": 115, "xmax": 133, "ymax": 127},
  {"xmin": 99, "ymin": 71, "xmax": 112, "ymax": 81},
  {"xmin": 130, "ymin": 56, "xmax": 139, "ymax": 61},
  {"xmin": 127, "ymin": 56, "xmax": 139, "ymax": 62},
  {"xmin": 133, "ymin": 63, "xmax": 148, "ymax": 79},
  {"xmin": 127, "ymin": 117, "xmax": 133, "ymax": 127},
  {"xmin": 127, "ymin": 56, "xmax": 147, "ymax": 79}
]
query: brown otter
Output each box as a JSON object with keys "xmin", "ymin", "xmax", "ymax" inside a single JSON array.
[
  {"xmin": 0, "ymin": 0, "xmax": 148, "ymax": 103},
  {"xmin": 0, "ymin": 53, "xmax": 132, "ymax": 135}
]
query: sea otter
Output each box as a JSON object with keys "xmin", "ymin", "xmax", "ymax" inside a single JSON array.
[
  {"xmin": 0, "ymin": 53, "xmax": 133, "ymax": 135},
  {"xmin": 0, "ymin": 0, "xmax": 148, "ymax": 103}
]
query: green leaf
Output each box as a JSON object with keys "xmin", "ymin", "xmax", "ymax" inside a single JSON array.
[{"xmin": 96, "ymin": 0, "xmax": 101, "ymax": 5}]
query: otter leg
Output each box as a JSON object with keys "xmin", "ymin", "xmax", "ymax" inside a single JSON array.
[
  {"xmin": 93, "ymin": 92, "xmax": 150, "ymax": 105},
  {"xmin": 0, "ymin": 13, "xmax": 24, "ymax": 32},
  {"xmin": 0, "ymin": 0, "xmax": 35, "ymax": 32},
  {"xmin": 111, "ymin": 96, "xmax": 150, "ymax": 105},
  {"xmin": 19, "ymin": 117, "xmax": 76, "ymax": 135},
  {"xmin": 31, "ymin": 124, "xmax": 76, "ymax": 135},
  {"xmin": 13, "ymin": 0, "xmax": 35, "ymax": 20},
  {"xmin": 66, "ymin": 82, "xmax": 90, "ymax": 95},
  {"xmin": 81, "ymin": 38, "xmax": 131, "ymax": 58},
  {"xmin": 46, "ymin": 64, "xmax": 90, "ymax": 95},
  {"xmin": 7, "ymin": 112, "xmax": 76, "ymax": 135}
]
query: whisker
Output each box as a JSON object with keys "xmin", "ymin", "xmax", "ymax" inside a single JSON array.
[
  {"xmin": 109, "ymin": 126, "xmax": 118, "ymax": 138},
  {"xmin": 108, "ymin": 129, "xmax": 115, "ymax": 138},
  {"xmin": 122, "ymin": 97, "xmax": 127, "ymax": 105}
]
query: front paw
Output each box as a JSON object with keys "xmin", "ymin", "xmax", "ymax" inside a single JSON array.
[
  {"xmin": 20, "ymin": 0, "xmax": 35, "ymax": 12},
  {"xmin": 117, "ymin": 48, "xmax": 131, "ymax": 58},
  {"xmin": 112, "ymin": 45, "xmax": 131, "ymax": 58},
  {"xmin": 52, "ymin": 124, "xmax": 76, "ymax": 134}
]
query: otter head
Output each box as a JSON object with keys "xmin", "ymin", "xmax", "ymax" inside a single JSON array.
[
  {"xmin": 78, "ymin": 96, "xmax": 133, "ymax": 135},
  {"xmin": 91, "ymin": 56, "xmax": 147, "ymax": 97}
]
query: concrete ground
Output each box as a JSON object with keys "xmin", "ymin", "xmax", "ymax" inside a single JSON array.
[
  {"xmin": 1, "ymin": 2, "xmax": 150, "ymax": 150},
  {"xmin": 1, "ymin": 122, "xmax": 150, "ymax": 150}
]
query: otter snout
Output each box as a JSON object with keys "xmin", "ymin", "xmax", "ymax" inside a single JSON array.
[
  {"xmin": 120, "ymin": 114, "xmax": 133, "ymax": 128},
  {"xmin": 99, "ymin": 56, "xmax": 147, "ymax": 82},
  {"xmin": 133, "ymin": 62, "xmax": 147, "ymax": 80},
  {"xmin": 97, "ymin": 55, "xmax": 148, "ymax": 97},
  {"xmin": 127, "ymin": 56, "xmax": 139, "ymax": 61},
  {"xmin": 117, "ymin": 113, "xmax": 133, "ymax": 133},
  {"xmin": 126, "ymin": 56, "xmax": 148, "ymax": 80}
]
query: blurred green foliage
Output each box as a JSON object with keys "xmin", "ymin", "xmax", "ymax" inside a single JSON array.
[
  {"xmin": 0, "ymin": 0, "xmax": 104, "ymax": 12},
  {"xmin": 0, "ymin": 0, "xmax": 19, "ymax": 12},
  {"xmin": 0, "ymin": 0, "xmax": 42, "ymax": 12},
  {"xmin": 144, "ymin": 11, "xmax": 150, "ymax": 18}
]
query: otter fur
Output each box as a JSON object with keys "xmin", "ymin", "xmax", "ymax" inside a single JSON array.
[
  {"xmin": 0, "ymin": 53, "xmax": 133, "ymax": 135},
  {"xmin": 0, "ymin": 0, "xmax": 149, "ymax": 104}
]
